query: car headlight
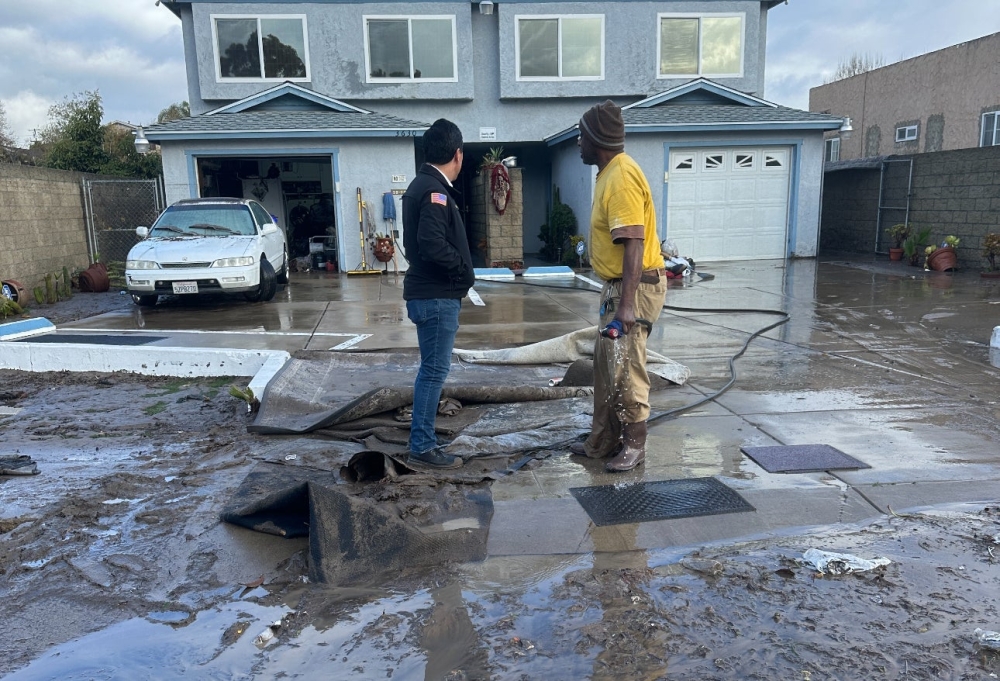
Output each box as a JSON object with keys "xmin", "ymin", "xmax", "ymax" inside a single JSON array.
[
  {"xmin": 211, "ymin": 256, "xmax": 255, "ymax": 268},
  {"xmin": 126, "ymin": 260, "xmax": 160, "ymax": 269}
]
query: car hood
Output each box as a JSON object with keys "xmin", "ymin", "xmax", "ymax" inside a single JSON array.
[{"xmin": 127, "ymin": 236, "xmax": 258, "ymax": 264}]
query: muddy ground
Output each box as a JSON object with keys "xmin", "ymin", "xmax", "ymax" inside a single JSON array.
[{"xmin": 2, "ymin": 368, "xmax": 1000, "ymax": 679}]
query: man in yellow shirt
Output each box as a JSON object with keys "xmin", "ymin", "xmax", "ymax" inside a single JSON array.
[{"xmin": 573, "ymin": 100, "xmax": 666, "ymax": 472}]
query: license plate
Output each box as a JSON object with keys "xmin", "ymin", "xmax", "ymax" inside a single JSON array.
[{"xmin": 172, "ymin": 281, "xmax": 198, "ymax": 294}]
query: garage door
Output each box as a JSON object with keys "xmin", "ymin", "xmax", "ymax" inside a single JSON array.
[{"xmin": 666, "ymin": 147, "xmax": 791, "ymax": 261}]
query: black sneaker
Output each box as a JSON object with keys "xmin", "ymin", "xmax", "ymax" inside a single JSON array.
[{"xmin": 407, "ymin": 447, "xmax": 462, "ymax": 469}]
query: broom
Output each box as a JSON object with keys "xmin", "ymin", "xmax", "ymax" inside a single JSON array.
[{"xmin": 347, "ymin": 187, "xmax": 381, "ymax": 276}]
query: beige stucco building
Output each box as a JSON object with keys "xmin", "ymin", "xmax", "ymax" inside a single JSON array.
[{"xmin": 809, "ymin": 31, "xmax": 1000, "ymax": 162}]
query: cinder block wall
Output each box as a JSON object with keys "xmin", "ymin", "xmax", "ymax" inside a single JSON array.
[
  {"xmin": 820, "ymin": 146, "xmax": 1000, "ymax": 268},
  {"xmin": 469, "ymin": 167, "xmax": 523, "ymax": 268},
  {"xmin": 0, "ymin": 163, "xmax": 94, "ymax": 290}
]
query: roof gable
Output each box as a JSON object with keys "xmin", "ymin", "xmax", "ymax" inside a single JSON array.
[
  {"xmin": 624, "ymin": 78, "xmax": 776, "ymax": 110},
  {"xmin": 206, "ymin": 82, "xmax": 370, "ymax": 116}
]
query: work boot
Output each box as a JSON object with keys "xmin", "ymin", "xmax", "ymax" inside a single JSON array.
[
  {"xmin": 606, "ymin": 422, "xmax": 647, "ymax": 472},
  {"xmin": 408, "ymin": 446, "xmax": 462, "ymax": 470}
]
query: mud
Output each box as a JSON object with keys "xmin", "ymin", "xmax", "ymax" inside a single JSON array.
[
  {"xmin": 12, "ymin": 289, "xmax": 133, "ymax": 326},
  {"xmin": 2, "ymin": 368, "xmax": 998, "ymax": 678}
]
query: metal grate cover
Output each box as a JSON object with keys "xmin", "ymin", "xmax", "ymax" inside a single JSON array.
[
  {"xmin": 740, "ymin": 444, "xmax": 871, "ymax": 474},
  {"xmin": 570, "ymin": 477, "xmax": 755, "ymax": 527},
  {"xmin": 17, "ymin": 334, "xmax": 166, "ymax": 346}
]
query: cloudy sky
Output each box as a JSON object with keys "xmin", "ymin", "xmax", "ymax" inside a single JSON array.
[{"xmin": 1, "ymin": 0, "xmax": 999, "ymax": 146}]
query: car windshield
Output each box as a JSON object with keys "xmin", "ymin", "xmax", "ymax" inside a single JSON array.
[{"xmin": 150, "ymin": 205, "xmax": 257, "ymax": 237}]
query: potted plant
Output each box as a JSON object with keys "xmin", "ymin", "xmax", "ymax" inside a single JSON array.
[
  {"xmin": 983, "ymin": 233, "xmax": 1000, "ymax": 279},
  {"xmin": 902, "ymin": 227, "xmax": 932, "ymax": 267},
  {"xmin": 926, "ymin": 235, "xmax": 959, "ymax": 272},
  {"xmin": 885, "ymin": 223, "xmax": 910, "ymax": 261}
]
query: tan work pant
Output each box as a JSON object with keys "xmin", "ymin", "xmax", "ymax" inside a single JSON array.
[{"xmin": 583, "ymin": 273, "xmax": 667, "ymax": 458}]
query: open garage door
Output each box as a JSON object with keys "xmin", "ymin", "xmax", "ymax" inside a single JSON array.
[
  {"xmin": 666, "ymin": 147, "xmax": 791, "ymax": 262},
  {"xmin": 197, "ymin": 156, "xmax": 336, "ymax": 263}
]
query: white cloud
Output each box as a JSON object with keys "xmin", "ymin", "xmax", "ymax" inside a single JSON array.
[{"xmin": 3, "ymin": 91, "xmax": 55, "ymax": 146}]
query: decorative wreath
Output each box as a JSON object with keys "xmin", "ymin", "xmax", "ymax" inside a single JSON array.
[{"xmin": 490, "ymin": 164, "xmax": 511, "ymax": 215}]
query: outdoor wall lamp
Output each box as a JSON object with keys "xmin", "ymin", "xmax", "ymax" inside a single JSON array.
[
  {"xmin": 839, "ymin": 117, "xmax": 853, "ymax": 139},
  {"xmin": 479, "ymin": 0, "xmax": 494, "ymax": 15},
  {"xmin": 134, "ymin": 126, "xmax": 150, "ymax": 155}
]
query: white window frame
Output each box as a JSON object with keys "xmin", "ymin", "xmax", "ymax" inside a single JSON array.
[
  {"xmin": 656, "ymin": 12, "xmax": 745, "ymax": 79},
  {"xmin": 363, "ymin": 15, "xmax": 458, "ymax": 83},
  {"xmin": 211, "ymin": 14, "xmax": 311, "ymax": 83},
  {"xmin": 895, "ymin": 125, "xmax": 919, "ymax": 143},
  {"xmin": 825, "ymin": 137, "xmax": 840, "ymax": 162},
  {"xmin": 981, "ymin": 111, "xmax": 1000, "ymax": 147},
  {"xmin": 514, "ymin": 14, "xmax": 605, "ymax": 82}
]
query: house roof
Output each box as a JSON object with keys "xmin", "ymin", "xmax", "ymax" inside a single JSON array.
[
  {"xmin": 160, "ymin": 0, "xmax": 787, "ymax": 18},
  {"xmin": 205, "ymin": 82, "xmax": 370, "ymax": 115},
  {"xmin": 546, "ymin": 80, "xmax": 844, "ymax": 145},
  {"xmin": 143, "ymin": 110, "xmax": 429, "ymax": 141}
]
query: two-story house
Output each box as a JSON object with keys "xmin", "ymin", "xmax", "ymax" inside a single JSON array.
[{"xmin": 147, "ymin": 0, "xmax": 843, "ymax": 270}]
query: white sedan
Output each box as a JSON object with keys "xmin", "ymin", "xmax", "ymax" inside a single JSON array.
[{"xmin": 125, "ymin": 198, "xmax": 288, "ymax": 307}]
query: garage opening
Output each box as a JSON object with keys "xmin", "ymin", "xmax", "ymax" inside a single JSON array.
[{"xmin": 197, "ymin": 156, "xmax": 336, "ymax": 260}]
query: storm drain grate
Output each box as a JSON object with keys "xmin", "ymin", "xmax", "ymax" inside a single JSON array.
[
  {"xmin": 740, "ymin": 444, "xmax": 871, "ymax": 474},
  {"xmin": 570, "ymin": 477, "xmax": 755, "ymax": 526},
  {"xmin": 16, "ymin": 334, "xmax": 166, "ymax": 346}
]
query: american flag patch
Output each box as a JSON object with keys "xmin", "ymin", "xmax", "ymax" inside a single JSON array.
[{"xmin": 430, "ymin": 192, "xmax": 448, "ymax": 206}]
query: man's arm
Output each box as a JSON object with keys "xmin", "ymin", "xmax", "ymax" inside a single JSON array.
[
  {"xmin": 415, "ymin": 192, "xmax": 467, "ymax": 279},
  {"xmin": 614, "ymin": 235, "xmax": 643, "ymax": 334}
]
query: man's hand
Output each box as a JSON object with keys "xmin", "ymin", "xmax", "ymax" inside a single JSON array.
[{"xmin": 615, "ymin": 236, "xmax": 643, "ymax": 335}]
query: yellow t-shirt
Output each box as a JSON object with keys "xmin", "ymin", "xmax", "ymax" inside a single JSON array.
[{"xmin": 588, "ymin": 153, "xmax": 664, "ymax": 281}]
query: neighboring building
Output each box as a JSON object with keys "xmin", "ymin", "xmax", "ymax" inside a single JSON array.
[
  {"xmin": 146, "ymin": 0, "xmax": 841, "ymax": 269},
  {"xmin": 810, "ymin": 31, "xmax": 1000, "ymax": 163}
]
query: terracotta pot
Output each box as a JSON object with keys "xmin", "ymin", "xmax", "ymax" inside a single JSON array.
[
  {"xmin": 79, "ymin": 264, "xmax": 110, "ymax": 292},
  {"xmin": 888, "ymin": 248, "xmax": 904, "ymax": 261},
  {"xmin": 927, "ymin": 246, "xmax": 958, "ymax": 272},
  {"xmin": 1, "ymin": 279, "xmax": 27, "ymax": 304}
]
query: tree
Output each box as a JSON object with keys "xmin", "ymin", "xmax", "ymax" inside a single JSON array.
[
  {"xmin": 157, "ymin": 101, "xmax": 190, "ymax": 124},
  {"xmin": 101, "ymin": 124, "xmax": 162, "ymax": 179},
  {"xmin": 826, "ymin": 52, "xmax": 886, "ymax": 83},
  {"xmin": 42, "ymin": 91, "xmax": 108, "ymax": 174},
  {"xmin": 0, "ymin": 101, "xmax": 15, "ymax": 150}
]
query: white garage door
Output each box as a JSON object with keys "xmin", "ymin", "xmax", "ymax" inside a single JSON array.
[{"xmin": 666, "ymin": 147, "xmax": 791, "ymax": 261}]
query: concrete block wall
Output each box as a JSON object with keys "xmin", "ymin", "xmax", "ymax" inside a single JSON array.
[
  {"xmin": 821, "ymin": 146, "xmax": 1000, "ymax": 268},
  {"xmin": 0, "ymin": 164, "xmax": 94, "ymax": 290},
  {"xmin": 469, "ymin": 167, "xmax": 523, "ymax": 268}
]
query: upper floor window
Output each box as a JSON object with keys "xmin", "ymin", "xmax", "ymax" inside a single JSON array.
[
  {"xmin": 825, "ymin": 138, "xmax": 840, "ymax": 162},
  {"xmin": 981, "ymin": 112, "xmax": 1000, "ymax": 147},
  {"xmin": 895, "ymin": 125, "xmax": 918, "ymax": 143},
  {"xmin": 364, "ymin": 16, "xmax": 457, "ymax": 82},
  {"xmin": 658, "ymin": 14, "xmax": 743, "ymax": 78},
  {"xmin": 516, "ymin": 15, "xmax": 604, "ymax": 81},
  {"xmin": 213, "ymin": 15, "xmax": 309, "ymax": 81}
]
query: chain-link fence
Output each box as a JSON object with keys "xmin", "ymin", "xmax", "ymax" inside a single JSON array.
[{"xmin": 83, "ymin": 179, "xmax": 165, "ymax": 263}]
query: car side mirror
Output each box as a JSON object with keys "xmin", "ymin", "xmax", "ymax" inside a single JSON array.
[
  {"xmin": 263, "ymin": 223, "xmax": 278, "ymax": 234},
  {"xmin": 136, "ymin": 226, "xmax": 149, "ymax": 238}
]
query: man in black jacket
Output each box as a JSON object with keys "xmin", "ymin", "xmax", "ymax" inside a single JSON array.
[{"xmin": 402, "ymin": 118, "xmax": 474, "ymax": 469}]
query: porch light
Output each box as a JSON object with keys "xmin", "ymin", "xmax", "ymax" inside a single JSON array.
[
  {"xmin": 839, "ymin": 117, "xmax": 853, "ymax": 140},
  {"xmin": 479, "ymin": 0, "xmax": 494, "ymax": 15},
  {"xmin": 134, "ymin": 126, "xmax": 150, "ymax": 155}
]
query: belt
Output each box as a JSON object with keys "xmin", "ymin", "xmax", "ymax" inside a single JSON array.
[{"xmin": 610, "ymin": 268, "xmax": 665, "ymax": 285}]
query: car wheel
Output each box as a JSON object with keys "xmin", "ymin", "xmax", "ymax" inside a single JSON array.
[
  {"xmin": 132, "ymin": 293, "xmax": 158, "ymax": 307},
  {"xmin": 276, "ymin": 246, "xmax": 289, "ymax": 285},
  {"xmin": 244, "ymin": 258, "xmax": 277, "ymax": 303}
]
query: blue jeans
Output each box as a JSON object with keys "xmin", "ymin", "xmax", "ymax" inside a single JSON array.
[{"xmin": 406, "ymin": 298, "xmax": 461, "ymax": 454}]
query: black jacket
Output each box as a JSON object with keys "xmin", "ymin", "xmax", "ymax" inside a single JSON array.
[{"xmin": 402, "ymin": 164, "xmax": 475, "ymax": 300}]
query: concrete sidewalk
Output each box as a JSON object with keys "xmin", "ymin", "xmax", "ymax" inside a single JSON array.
[{"xmin": 59, "ymin": 257, "xmax": 1000, "ymax": 556}]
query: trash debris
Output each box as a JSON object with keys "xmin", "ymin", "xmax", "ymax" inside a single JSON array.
[
  {"xmin": 284, "ymin": 454, "xmax": 297, "ymax": 461},
  {"xmin": 975, "ymin": 628, "xmax": 1000, "ymax": 651},
  {"xmin": 681, "ymin": 558, "xmax": 724, "ymax": 577},
  {"xmin": 229, "ymin": 385, "xmax": 260, "ymax": 414},
  {"xmin": 0, "ymin": 454, "xmax": 39, "ymax": 476},
  {"xmin": 800, "ymin": 548, "xmax": 891, "ymax": 575},
  {"xmin": 253, "ymin": 616, "xmax": 287, "ymax": 648},
  {"xmin": 437, "ymin": 397, "xmax": 462, "ymax": 417}
]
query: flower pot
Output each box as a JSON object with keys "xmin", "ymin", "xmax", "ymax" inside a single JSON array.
[
  {"xmin": 926, "ymin": 246, "xmax": 957, "ymax": 272},
  {"xmin": 888, "ymin": 248, "xmax": 903, "ymax": 261}
]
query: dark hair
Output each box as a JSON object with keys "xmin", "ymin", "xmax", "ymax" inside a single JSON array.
[{"xmin": 422, "ymin": 118, "xmax": 463, "ymax": 165}]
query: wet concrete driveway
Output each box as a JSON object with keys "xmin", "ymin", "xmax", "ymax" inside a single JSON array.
[{"xmin": 59, "ymin": 258, "xmax": 1000, "ymax": 556}]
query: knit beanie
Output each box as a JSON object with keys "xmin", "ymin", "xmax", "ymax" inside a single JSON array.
[{"xmin": 579, "ymin": 100, "xmax": 625, "ymax": 151}]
